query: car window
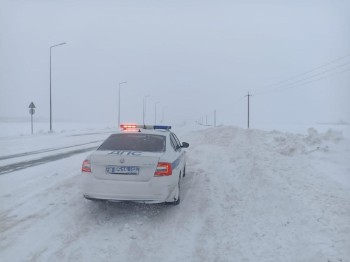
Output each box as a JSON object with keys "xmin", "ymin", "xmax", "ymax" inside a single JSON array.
[
  {"xmin": 172, "ymin": 133, "xmax": 182, "ymax": 148},
  {"xmin": 170, "ymin": 133, "xmax": 181, "ymax": 151},
  {"xmin": 98, "ymin": 133, "xmax": 166, "ymax": 152},
  {"xmin": 169, "ymin": 134, "xmax": 176, "ymax": 151}
]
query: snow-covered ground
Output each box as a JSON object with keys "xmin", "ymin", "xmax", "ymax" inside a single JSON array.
[{"xmin": 0, "ymin": 123, "xmax": 349, "ymax": 262}]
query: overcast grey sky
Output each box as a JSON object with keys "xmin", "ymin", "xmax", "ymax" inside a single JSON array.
[{"xmin": 1, "ymin": 0, "xmax": 349, "ymax": 128}]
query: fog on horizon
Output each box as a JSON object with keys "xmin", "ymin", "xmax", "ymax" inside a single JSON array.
[{"xmin": 1, "ymin": 0, "xmax": 349, "ymax": 129}]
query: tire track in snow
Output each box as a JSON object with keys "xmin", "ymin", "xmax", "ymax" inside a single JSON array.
[
  {"xmin": 182, "ymin": 128, "xmax": 245, "ymax": 261},
  {"xmin": 176, "ymin": 127, "xmax": 244, "ymax": 261}
]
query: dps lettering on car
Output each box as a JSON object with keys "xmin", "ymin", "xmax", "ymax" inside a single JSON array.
[{"xmin": 108, "ymin": 151, "xmax": 143, "ymax": 156}]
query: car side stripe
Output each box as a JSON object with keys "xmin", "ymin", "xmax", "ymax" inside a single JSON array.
[{"xmin": 171, "ymin": 153, "xmax": 183, "ymax": 170}]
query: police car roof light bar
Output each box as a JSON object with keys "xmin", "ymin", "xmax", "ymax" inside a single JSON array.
[{"xmin": 120, "ymin": 124, "xmax": 171, "ymax": 130}]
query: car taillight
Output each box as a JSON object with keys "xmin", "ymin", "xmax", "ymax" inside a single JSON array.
[
  {"xmin": 82, "ymin": 159, "xmax": 91, "ymax": 173},
  {"xmin": 154, "ymin": 162, "xmax": 172, "ymax": 176}
]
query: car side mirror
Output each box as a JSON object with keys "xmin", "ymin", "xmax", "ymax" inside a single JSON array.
[{"xmin": 181, "ymin": 142, "xmax": 189, "ymax": 148}]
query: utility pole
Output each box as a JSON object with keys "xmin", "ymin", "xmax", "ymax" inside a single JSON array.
[
  {"xmin": 214, "ymin": 110, "xmax": 216, "ymax": 127},
  {"xmin": 246, "ymin": 92, "xmax": 252, "ymax": 129}
]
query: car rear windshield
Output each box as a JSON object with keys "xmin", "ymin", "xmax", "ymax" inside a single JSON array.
[{"xmin": 98, "ymin": 133, "xmax": 166, "ymax": 152}]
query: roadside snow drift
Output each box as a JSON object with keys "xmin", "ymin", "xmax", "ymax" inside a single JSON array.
[{"xmin": 0, "ymin": 125, "xmax": 349, "ymax": 262}]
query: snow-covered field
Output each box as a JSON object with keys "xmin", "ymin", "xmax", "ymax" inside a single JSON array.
[{"xmin": 0, "ymin": 123, "xmax": 349, "ymax": 262}]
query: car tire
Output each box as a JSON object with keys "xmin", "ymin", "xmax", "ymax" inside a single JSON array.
[{"xmin": 169, "ymin": 176, "xmax": 181, "ymax": 205}]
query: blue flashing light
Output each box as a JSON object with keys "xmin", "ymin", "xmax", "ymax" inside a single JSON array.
[{"xmin": 154, "ymin": 125, "xmax": 171, "ymax": 130}]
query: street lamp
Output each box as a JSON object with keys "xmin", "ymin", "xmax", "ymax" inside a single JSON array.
[
  {"xmin": 118, "ymin": 81, "xmax": 128, "ymax": 126},
  {"xmin": 49, "ymin": 42, "xmax": 66, "ymax": 132},
  {"xmin": 154, "ymin": 101, "xmax": 160, "ymax": 125},
  {"xmin": 161, "ymin": 106, "xmax": 166, "ymax": 123},
  {"xmin": 143, "ymin": 95, "xmax": 150, "ymax": 125}
]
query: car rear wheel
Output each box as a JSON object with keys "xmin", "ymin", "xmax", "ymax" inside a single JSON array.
[{"xmin": 168, "ymin": 175, "xmax": 181, "ymax": 205}]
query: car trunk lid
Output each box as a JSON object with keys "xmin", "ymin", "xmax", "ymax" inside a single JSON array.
[{"xmin": 90, "ymin": 150, "xmax": 162, "ymax": 182}]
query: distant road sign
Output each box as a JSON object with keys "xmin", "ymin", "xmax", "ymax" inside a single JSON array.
[
  {"xmin": 29, "ymin": 102, "xmax": 36, "ymax": 109},
  {"xmin": 28, "ymin": 102, "xmax": 36, "ymax": 134}
]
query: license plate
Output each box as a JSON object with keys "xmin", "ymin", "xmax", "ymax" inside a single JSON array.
[{"xmin": 106, "ymin": 166, "xmax": 139, "ymax": 175}]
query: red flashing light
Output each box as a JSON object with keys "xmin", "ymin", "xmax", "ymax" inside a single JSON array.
[{"xmin": 120, "ymin": 124, "xmax": 138, "ymax": 130}]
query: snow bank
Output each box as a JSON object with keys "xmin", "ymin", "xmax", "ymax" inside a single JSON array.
[
  {"xmin": 0, "ymin": 124, "xmax": 349, "ymax": 262},
  {"xmin": 271, "ymin": 128, "xmax": 343, "ymax": 156},
  {"xmin": 183, "ymin": 125, "xmax": 350, "ymax": 261}
]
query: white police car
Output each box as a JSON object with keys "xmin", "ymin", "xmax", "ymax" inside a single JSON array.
[{"xmin": 81, "ymin": 124, "xmax": 189, "ymax": 205}]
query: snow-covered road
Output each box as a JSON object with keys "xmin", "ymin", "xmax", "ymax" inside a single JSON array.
[{"xmin": 0, "ymin": 125, "xmax": 349, "ymax": 262}]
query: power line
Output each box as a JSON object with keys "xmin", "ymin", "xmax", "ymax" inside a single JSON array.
[
  {"xmin": 237, "ymin": 53, "xmax": 350, "ymax": 128},
  {"xmin": 255, "ymin": 67, "xmax": 350, "ymax": 96},
  {"xmin": 253, "ymin": 52, "xmax": 350, "ymax": 95},
  {"xmin": 233, "ymin": 95, "xmax": 246, "ymax": 104}
]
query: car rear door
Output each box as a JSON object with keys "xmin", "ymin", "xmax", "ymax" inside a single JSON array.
[{"xmin": 169, "ymin": 133, "xmax": 185, "ymax": 173}]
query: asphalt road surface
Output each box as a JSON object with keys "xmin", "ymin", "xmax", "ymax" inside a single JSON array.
[{"xmin": 0, "ymin": 142, "xmax": 102, "ymax": 175}]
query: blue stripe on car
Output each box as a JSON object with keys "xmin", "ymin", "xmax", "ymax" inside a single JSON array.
[{"xmin": 172, "ymin": 154, "xmax": 183, "ymax": 170}]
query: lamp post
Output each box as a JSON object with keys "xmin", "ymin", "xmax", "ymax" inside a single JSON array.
[
  {"xmin": 143, "ymin": 95, "xmax": 150, "ymax": 125},
  {"xmin": 161, "ymin": 106, "xmax": 166, "ymax": 123},
  {"xmin": 49, "ymin": 42, "xmax": 66, "ymax": 132},
  {"xmin": 118, "ymin": 81, "xmax": 127, "ymax": 126},
  {"xmin": 154, "ymin": 101, "xmax": 160, "ymax": 125}
]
